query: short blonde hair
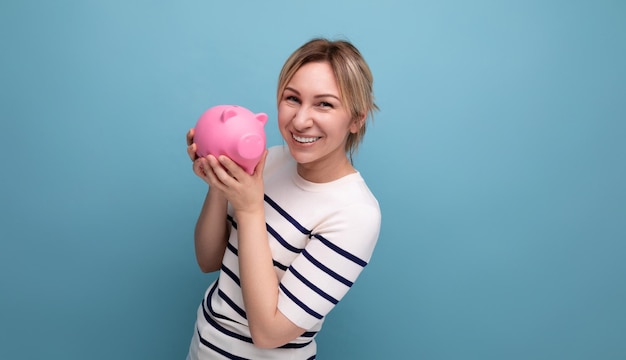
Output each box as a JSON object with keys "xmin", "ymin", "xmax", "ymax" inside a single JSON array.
[{"xmin": 277, "ymin": 38, "xmax": 378, "ymax": 159}]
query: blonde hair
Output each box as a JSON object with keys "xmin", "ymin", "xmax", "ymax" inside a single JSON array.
[{"xmin": 277, "ymin": 38, "xmax": 378, "ymax": 159}]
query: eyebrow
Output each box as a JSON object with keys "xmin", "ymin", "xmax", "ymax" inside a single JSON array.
[{"xmin": 284, "ymin": 86, "xmax": 341, "ymax": 101}]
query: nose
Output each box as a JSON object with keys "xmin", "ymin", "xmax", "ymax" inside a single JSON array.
[{"xmin": 292, "ymin": 106, "xmax": 313, "ymax": 131}]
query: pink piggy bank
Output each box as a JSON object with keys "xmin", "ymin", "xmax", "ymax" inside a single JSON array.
[{"xmin": 194, "ymin": 105, "xmax": 268, "ymax": 174}]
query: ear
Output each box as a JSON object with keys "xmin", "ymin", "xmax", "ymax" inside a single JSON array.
[
  {"xmin": 349, "ymin": 114, "xmax": 366, "ymax": 134},
  {"xmin": 256, "ymin": 113, "xmax": 268, "ymax": 125},
  {"xmin": 221, "ymin": 109, "xmax": 238, "ymax": 122}
]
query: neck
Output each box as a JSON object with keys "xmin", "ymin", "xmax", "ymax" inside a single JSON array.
[{"xmin": 296, "ymin": 157, "xmax": 356, "ymax": 183}]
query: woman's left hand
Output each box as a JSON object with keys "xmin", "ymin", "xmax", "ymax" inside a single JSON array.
[{"xmin": 203, "ymin": 150, "xmax": 268, "ymax": 215}]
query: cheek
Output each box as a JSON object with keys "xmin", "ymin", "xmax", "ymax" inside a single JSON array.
[
  {"xmin": 277, "ymin": 106, "xmax": 292, "ymax": 126},
  {"xmin": 277, "ymin": 112, "xmax": 287, "ymax": 127}
]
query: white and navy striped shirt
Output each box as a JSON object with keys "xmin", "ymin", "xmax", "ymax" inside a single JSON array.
[{"xmin": 188, "ymin": 146, "xmax": 381, "ymax": 360}]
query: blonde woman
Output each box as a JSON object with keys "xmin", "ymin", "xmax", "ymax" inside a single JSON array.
[{"xmin": 186, "ymin": 38, "xmax": 381, "ymax": 359}]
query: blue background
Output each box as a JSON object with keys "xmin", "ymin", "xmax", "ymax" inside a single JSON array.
[{"xmin": 1, "ymin": 1, "xmax": 625, "ymax": 359}]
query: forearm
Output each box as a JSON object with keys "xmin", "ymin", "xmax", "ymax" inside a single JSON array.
[
  {"xmin": 194, "ymin": 187, "xmax": 230, "ymax": 272},
  {"xmin": 236, "ymin": 208, "xmax": 303, "ymax": 348}
]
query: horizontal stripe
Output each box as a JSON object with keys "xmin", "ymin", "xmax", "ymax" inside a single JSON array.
[
  {"xmin": 227, "ymin": 242, "xmax": 238, "ymax": 255},
  {"xmin": 204, "ymin": 282, "xmax": 238, "ymax": 325},
  {"xmin": 280, "ymin": 283, "xmax": 323, "ymax": 320},
  {"xmin": 265, "ymin": 194, "xmax": 311, "ymax": 236},
  {"xmin": 205, "ymin": 281, "xmax": 246, "ymax": 325},
  {"xmin": 312, "ymin": 233, "xmax": 367, "ymax": 267},
  {"xmin": 279, "ymin": 341, "xmax": 313, "ymax": 349},
  {"xmin": 227, "ymin": 214, "xmax": 237, "ymax": 229},
  {"xmin": 280, "ymin": 342, "xmax": 314, "ymax": 349},
  {"xmin": 202, "ymin": 305, "xmax": 250, "ymax": 343},
  {"xmin": 203, "ymin": 294, "xmax": 313, "ymax": 350},
  {"xmin": 290, "ymin": 266, "xmax": 338, "ymax": 304},
  {"xmin": 203, "ymin": 285, "xmax": 253, "ymax": 344},
  {"xmin": 197, "ymin": 328, "xmax": 249, "ymax": 360},
  {"xmin": 218, "ymin": 288, "xmax": 247, "ymax": 319},
  {"xmin": 203, "ymin": 281, "xmax": 314, "ymax": 351},
  {"xmin": 273, "ymin": 259, "xmax": 288, "ymax": 271},
  {"xmin": 221, "ymin": 264, "xmax": 241, "ymax": 286},
  {"xmin": 267, "ymin": 222, "xmax": 302, "ymax": 253},
  {"xmin": 302, "ymin": 250, "xmax": 353, "ymax": 287},
  {"xmin": 265, "ymin": 195, "xmax": 366, "ymax": 270}
]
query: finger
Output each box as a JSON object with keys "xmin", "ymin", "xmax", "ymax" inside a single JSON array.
[
  {"xmin": 253, "ymin": 150, "xmax": 269, "ymax": 177},
  {"xmin": 186, "ymin": 129, "xmax": 198, "ymax": 161},
  {"xmin": 201, "ymin": 158, "xmax": 223, "ymax": 187},
  {"xmin": 187, "ymin": 143, "xmax": 198, "ymax": 161},
  {"xmin": 197, "ymin": 155, "xmax": 241, "ymax": 188},
  {"xmin": 192, "ymin": 158, "xmax": 209, "ymax": 178},
  {"xmin": 217, "ymin": 155, "xmax": 246, "ymax": 180},
  {"xmin": 205, "ymin": 154, "xmax": 221, "ymax": 172},
  {"xmin": 186, "ymin": 128, "xmax": 195, "ymax": 146},
  {"xmin": 194, "ymin": 158, "xmax": 226, "ymax": 189}
]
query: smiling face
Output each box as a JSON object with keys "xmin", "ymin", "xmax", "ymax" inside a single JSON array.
[{"xmin": 278, "ymin": 61, "xmax": 361, "ymax": 182}]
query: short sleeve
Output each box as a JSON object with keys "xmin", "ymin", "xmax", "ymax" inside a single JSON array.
[{"xmin": 277, "ymin": 202, "xmax": 381, "ymax": 329}]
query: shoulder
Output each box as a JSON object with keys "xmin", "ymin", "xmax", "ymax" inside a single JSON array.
[
  {"xmin": 331, "ymin": 176, "xmax": 381, "ymax": 234},
  {"xmin": 308, "ymin": 174, "xmax": 381, "ymax": 261},
  {"xmin": 329, "ymin": 173, "xmax": 380, "ymax": 214}
]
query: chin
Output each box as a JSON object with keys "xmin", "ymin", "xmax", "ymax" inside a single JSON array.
[{"xmin": 287, "ymin": 147, "xmax": 317, "ymax": 164}]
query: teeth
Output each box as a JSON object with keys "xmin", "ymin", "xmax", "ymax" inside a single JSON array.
[{"xmin": 293, "ymin": 134, "xmax": 320, "ymax": 143}]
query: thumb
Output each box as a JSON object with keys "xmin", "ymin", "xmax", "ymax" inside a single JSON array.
[{"xmin": 253, "ymin": 150, "xmax": 269, "ymax": 177}]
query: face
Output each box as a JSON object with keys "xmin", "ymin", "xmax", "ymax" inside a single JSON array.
[{"xmin": 278, "ymin": 61, "xmax": 360, "ymax": 181}]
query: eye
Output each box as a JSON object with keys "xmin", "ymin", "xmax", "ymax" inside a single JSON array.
[
  {"xmin": 285, "ymin": 95, "xmax": 300, "ymax": 103},
  {"xmin": 318, "ymin": 101, "xmax": 333, "ymax": 108}
]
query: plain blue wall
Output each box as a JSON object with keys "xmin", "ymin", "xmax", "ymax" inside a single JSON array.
[{"xmin": 1, "ymin": 1, "xmax": 625, "ymax": 359}]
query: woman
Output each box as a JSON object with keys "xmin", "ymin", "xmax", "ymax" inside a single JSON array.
[{"xmin": 186, "ymin": 38, "xmax": 381, "ymax": 359}]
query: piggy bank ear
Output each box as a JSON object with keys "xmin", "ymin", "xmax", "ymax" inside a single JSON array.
[
  {"xmin": 256, "ymin": 113, "xmax": 268, "ymax": 125},
  {"xmin": 221, "ymin": 109, "xmax": 238, "ymax": 122}
]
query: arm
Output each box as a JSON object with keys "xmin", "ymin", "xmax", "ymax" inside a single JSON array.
[
  {"xmin": 236, "ymin": 207, "xmax": 305, "ymax": 348},
  {"xmin": 187, "ymin": 129, "xmax": 230, "ymax": 273},
  {"xmin": 193, "ymin": 187, "xmax": 229, "ymax": 272},
  {"xmin": 206, "ymin": 153, "xmax": 305, "ymax": 348}
]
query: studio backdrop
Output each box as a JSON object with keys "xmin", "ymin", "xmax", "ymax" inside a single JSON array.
[{"xmin": 1, "ymin": 1, "xmax": 625, "ymax": 359}]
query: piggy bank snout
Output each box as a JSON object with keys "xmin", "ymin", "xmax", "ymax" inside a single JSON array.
[{"xmin": 237, "ymin": 133, "xmax": 265, "ymax": 159}]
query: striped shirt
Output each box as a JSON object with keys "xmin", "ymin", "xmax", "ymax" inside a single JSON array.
[{"xmin": 188, "ymin": 146, "xmax": 381, "ymax": 359}]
